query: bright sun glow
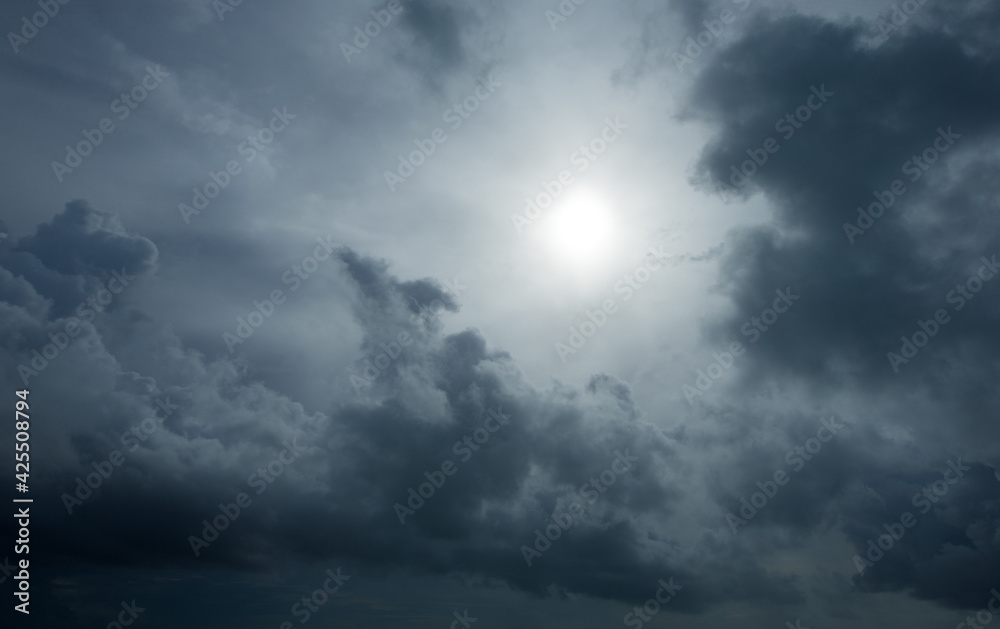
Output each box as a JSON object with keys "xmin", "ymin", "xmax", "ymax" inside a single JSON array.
[{"xmin": 540, "ymin": 188, "xmax": 618, "ymax": 266}]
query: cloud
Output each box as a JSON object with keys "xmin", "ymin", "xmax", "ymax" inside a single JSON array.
[
  {"xmin": 0, "ymin": 203, "xmax": 819, "ymax": 615},
  {"xmin": 5, "ymin": 1, "xmax": 1000, "ymax": 624},
  {"xmin": 400, "ymin": 0, "xmax": 467, "ymax": 71},
  {"xmin": 677, "ymin": 1, "xmax": 1000, "ymax": 608}
]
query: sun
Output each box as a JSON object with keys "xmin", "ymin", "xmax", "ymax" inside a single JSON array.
[{"xmin": 539, "ymin": 187, "xmax": 618, "ymax": 266}]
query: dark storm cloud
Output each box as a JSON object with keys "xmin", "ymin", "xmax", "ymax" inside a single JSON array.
[
  {"xmin": 0, "ymin": 201, "xmax": 157, "ymax": 318},
  {"xmin": 338, "ymin": 246, "xmax": 458, "ymax": 319},
  {"xmin": 399, "ymin": 0, "xmax": 466, "ymax": 70},
  {"xmin": 925, "ymin": 0, "xmax": 1000, "ymax": 59},
  {"xmin": 5, "ymin": 1, "xmax": 1000, "ymax": 625},
  {"xmin": 391, "ymin": 0, "xmax": 501, "ymax": 90},
  {"xmin": 15, "ymin": 200, "xmax": 158, "ymax": 278},
  {"xmin": 678, "ymin": 0, "xmax": 1000, "ymax": 610},
  {"xmin": 840, "ymin": 461, "xmax": 1000, "ymax": 609},
  {"xmin": 686, "ymin": 8, "xmax": 1000, "ymax": 387},
  {"xmin": 0, "ymin": 204, "xmax": 818, "ymax": 617}
]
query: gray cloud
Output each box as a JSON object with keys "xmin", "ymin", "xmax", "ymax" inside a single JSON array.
[{"xmin": 3, "ymin": 1, "xmax": 1000, "ymax": 627}]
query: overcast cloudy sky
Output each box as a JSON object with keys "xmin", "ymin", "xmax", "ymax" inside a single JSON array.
[{"xmin": 2, "ymin": 0, "xmax": 1000, "ymax": 627}]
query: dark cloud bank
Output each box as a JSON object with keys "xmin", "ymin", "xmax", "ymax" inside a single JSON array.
[{"xmin": 2, "ymin": 1, "xmax": 1000, "ymax": 626}]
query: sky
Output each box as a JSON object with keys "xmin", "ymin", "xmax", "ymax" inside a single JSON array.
[{"xmin": 2, "ymin": 0, "xmax": 1000, "ymax": 627}]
